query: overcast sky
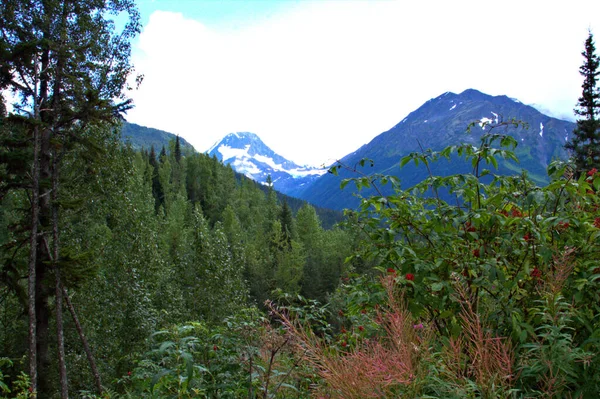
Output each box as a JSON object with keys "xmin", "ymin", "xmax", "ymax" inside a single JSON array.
[{"xmin": 125, "ymin": 0, "xmax": 600, "ymax": 167}]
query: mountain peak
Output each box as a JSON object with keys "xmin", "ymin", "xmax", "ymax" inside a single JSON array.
[
  {"xmin": 425, "ymin": 89, "xmax": 493, "ymax": 108},
  {"xmin": 207, "ymin": 131, "xmax": 264, "ymax": 154},
  {"xmin": 207, "ymin": 132, "xmax": 327, "ymax": 197},
  {"xmin": 228, "ymin": 132, "xmax": 260, "ymax": 140},
  {"xmin": 458, "ymin": 88, "xmax": 486, "ymax": 97}
]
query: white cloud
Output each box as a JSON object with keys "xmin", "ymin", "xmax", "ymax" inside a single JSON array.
[{"xmin": 126, "ymin": 0, "xmax": 600, "ymax": 166}]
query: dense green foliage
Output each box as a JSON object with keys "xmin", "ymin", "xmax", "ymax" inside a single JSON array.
[
  {"xmin": 120, "ymin": 122, "xmax": 344, "ymax": 229},
  {"xmin": 276, "ymin": 128, "xmax": 600, "ymax": 398},
  {"xmin": 1, "ymin": 0, "xmax": 142, "ymax": 395},
  {"xmin": 0, "ymin": 121, "xmax": 352, "ymax": 396}
]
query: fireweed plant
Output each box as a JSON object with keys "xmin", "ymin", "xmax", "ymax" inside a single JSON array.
[{"xmin": 297, "ymin": 121, "xmax": 600, "ymax": 397}]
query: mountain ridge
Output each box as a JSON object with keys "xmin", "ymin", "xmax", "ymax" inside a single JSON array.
[
  {"xmin": 121, "ymin": 122, "xmax": 195, "ymax": 153},
  {"xmin": 300, "ymin": 88, "xmax": 575, "ymax": 210}
]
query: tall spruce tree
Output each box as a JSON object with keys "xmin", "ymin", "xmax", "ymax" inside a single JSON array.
[
  {"xmin": 566, "ymin": 32, "xmax": 600, "ymax": 174},
  {"xmin": 174, "ymin": 135, "xmax": 182, "ymax": 163},
  {"xmin": 149, "ymin": 146, "xmax": 165, "ymax": 213},
  {"xmin": 280, "ymin": 200, "xmax": 295, "ymax": 248},
  {"xmin": 0, "ymin": 0, "xmax": 140, "ymax": 395}
]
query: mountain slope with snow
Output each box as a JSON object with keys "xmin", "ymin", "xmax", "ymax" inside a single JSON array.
[{"xmin": 207, "ymin": 132, "xmax": 327, "ymax": 197}]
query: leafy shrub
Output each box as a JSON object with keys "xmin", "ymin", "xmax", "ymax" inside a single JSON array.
[
  {"xmin": 0, "ymin": 359, "xmax": 33, "ymax": 399},
  {"xmin": 123, "ymin": 306, "xmax": 315, "ymax": 398},
  {"xmin": 293, "ymin": 123, "xmax": 600, "ymax": 397}
]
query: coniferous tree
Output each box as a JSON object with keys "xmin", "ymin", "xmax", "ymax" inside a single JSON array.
[
  {"xmin": 174, "ymin": 135, "xmax": 182, "ymax": 163},
  {"xmin": 168, "ymin": 137, "xmax": 184, "ymax": 195},
  {"xmin": 566, "ymin": 32, "xmax": 600, "ymax": 174},
  {"xmin": 149, "ymin": 146, "xmax": 164, "ymax": 213},
  {"xmin": 280, "ymin": 200, "xmax": 295, "ymax": 248}
]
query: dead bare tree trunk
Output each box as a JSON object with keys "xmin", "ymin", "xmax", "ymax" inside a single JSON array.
[{"xmin": 62, "ymin": 287, "xmax": 103, "ymax": 394}]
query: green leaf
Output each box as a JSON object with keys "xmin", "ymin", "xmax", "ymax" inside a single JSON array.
[
  {"xmin": 195, "ymin": 365, "xmax": 209, "ymax": 373},
  {"xmin": 158, "ymin": 341, "xmax": 176, "ymax": 353},
  {"xmin": 182, "ymin": 352, "xmax": 194, "ymax": 383},
  {"xmin": 431, "ymin": 282, "xmax": 444, "ymax": 292},
  {"xmin": 150, "ymin": 370, "xmax": 172, "ymax": 392},
  {"xmin": 490, "ymin": 156, "xmax": 498, "ymax": 169},
  {"xmin": 400, "ymin": 155, "xmax": 411, "ymax": 168},
  {"xmin": 519, "ymin": 330, "xmax": 528, "ymax": 343},
  {"xmin": 278, "ymin": 382, "xmax": 300, "ymax": 392}
]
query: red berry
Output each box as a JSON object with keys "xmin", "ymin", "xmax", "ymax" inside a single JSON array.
[
  {"xmin": 405, "ymin": 273, "xmax": 415, "ymax": 281},
  {"xmin": 530, "ymin": 267, "xmax": 542, "ymax": 279}
]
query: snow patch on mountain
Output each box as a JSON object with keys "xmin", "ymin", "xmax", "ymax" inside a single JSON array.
[
  {"xmin": 479, "ymin": 117, "xmax": 493, "ymax": 128},
  {"xmin": 232, "ymin": 158, "xmax": 261, "ymax": 176},
  {"xmin": 491, "ymin": 112, "xmax": 499, "ymax": 124},
  {"xmin": 218, "ymin": 144, "xmax": 250, "ymax": 161},
  {"xmin": 288, "ymin": 167, "xmax": 328, "ymax": 178}
]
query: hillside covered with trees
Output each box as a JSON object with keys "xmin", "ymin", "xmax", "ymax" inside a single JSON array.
[{"xmin": 1, "ymin": 106, "xmax": 353, "ymax": 397}]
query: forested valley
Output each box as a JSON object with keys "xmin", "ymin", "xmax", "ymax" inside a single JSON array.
[
  {"xmin": 2, "ymin": 1, "xmax": 600, "ymax": 398},
  {"xmin": 0, "ymin": 119, "xmax": 354, "ymax": 396}
]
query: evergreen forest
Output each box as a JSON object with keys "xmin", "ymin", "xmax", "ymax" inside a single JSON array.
[{"xmin": 1, "ymin": 1, "xmax": 600, "ymax": 398}]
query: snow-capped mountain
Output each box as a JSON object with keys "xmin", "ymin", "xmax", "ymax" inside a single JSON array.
[{"xmin": 207, "ymin": 132, "xmax": 327, "ymax": 197}]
